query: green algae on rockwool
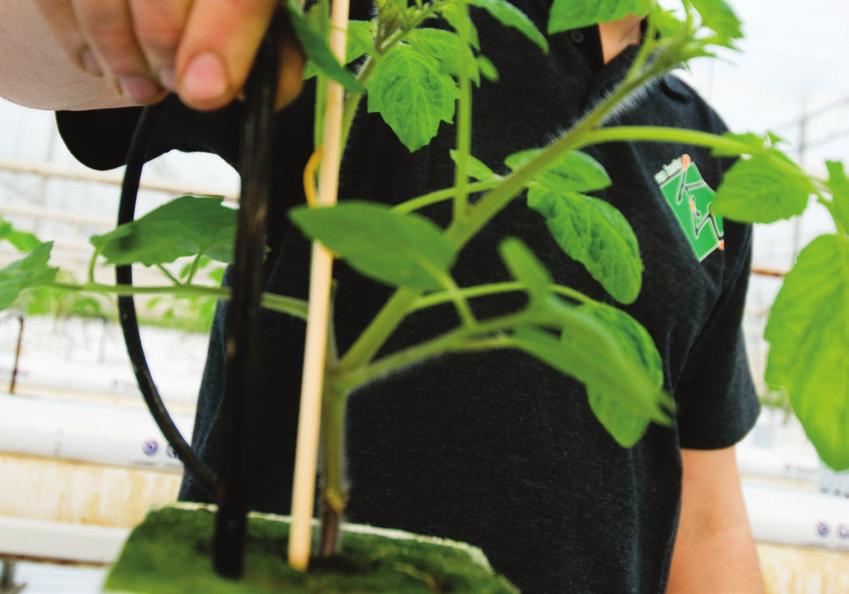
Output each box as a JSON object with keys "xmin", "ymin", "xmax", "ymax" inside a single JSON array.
[{"xmin": 104, "ymin": 504, "xmax": 519, "ymax": 594}]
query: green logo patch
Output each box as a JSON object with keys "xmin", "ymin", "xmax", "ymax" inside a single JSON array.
[{"xmin": 655, "ymin": 155, "xmax": 725, "ymax": 262}]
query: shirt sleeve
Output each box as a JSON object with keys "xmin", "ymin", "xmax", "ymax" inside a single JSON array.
[
  {"xmin": 56, "ymin": 94, "xmax": 247, "ymax": 171},
  {"xmin": 674, "ymin": 223, "xmax": 761, "ymax": 450},
  {"xmin": 56, "ymin": 106, "xmax": 144, "ymax": 171}
]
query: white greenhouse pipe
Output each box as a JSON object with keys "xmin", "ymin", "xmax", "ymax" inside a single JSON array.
[
  {"xmin": 743, "ymin": 482, "xmax": 849, "ymax": 550},
  {"xmin": 0, "ymin": 515, "xmax": 128, "ymax": 565},
  {"xmin": 0, "ymin": 395, "xmax": 192, "ymax": 473},
  {"xmin": 737, "ymin": 446, "xmax": 820, "ymax": 482},
  {"xmin": 3, "ymin": 396, "xmax": 849, "ymax": 553},
  {"xmin": 0, "ymin": 159, "xmax": 238, "ymax": 202},
  {"xmin": 0, "ymin": 358, "xmax": 200, "ymax": 404}
]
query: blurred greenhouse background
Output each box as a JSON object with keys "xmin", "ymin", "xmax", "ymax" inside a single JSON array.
[{"xmin": 0, "ymin": 0, "xmax": 847, "ymax": 592}]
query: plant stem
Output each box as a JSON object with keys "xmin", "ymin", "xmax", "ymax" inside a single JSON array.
[
  {"xmin": 337, "ymin": 287, "xmax": 420, "ymax": 371},
  {"xmin": 453, "ymin": 0, "xmax": 473, "ymax": 222},
  {"xmin": 47, "ymin": 281, "xmax": 309, "ymax": 320},
  {"xmin": 261, "ymin": 293, "xmax": 310, "ymax": 320},
  {"xmin": 338, "ymin": 60, "xmax": 668, "ymax": 374},
  {"xmin": 339, "ymin": 56, "xmax": 375, "ymax": 150},
  {"xmin": 817, "ymin": 192, "xmax": 847, "ymax": 236},
  {"xmin": 318, "ymin": 292, "xmax": 346, "ymax": 557},
  {"xmin": 581, "ymin": 126, "xmax": 828, "ymax": 191},
  {"xmin": 410, "ymin": 281, "xmax": 595, "ymax": 312},
  {"xmin": 454, "ymin": 333, "xmax": 515, "ymax": 352},
  {"xmin": 334, "ymin": 311, "xmax": 527, "ymax": 393},
  {"xmin": 435, "ymin": 270, "xmax": 476, "ymax": 327},
  {"xmin": 156, "ymin": 264, "xmax": 182, "ymax": 286},
  {"xmin": 392, "ymin": 180, "xmax": 500, "ymax": 214},
  {"xmin": 581, "ymin": 126, "xmax": 746, "ymax": 153},
  {"xmin": 184, "ymin": 253, "xmax": 206, "ymax": 285},
  {"xmin": 87, "ymin": 245, "xmax": 102, "ymax": 285},
  {"xmin": 318, "ymin": 387, "xmax": 348, "ymax": 557},
  {"xmin": 582, "ymin": 127, "xmax": 799, "ymax": 171},
  {"xmin": 50, "ymin": 281, "xmax": 223, "ymax": 298},
  {"xmin": 313, "ymin": 0, "xmax": 331, "ymax": 149},
  {"xmin": 444, "ymin": 68, "xmax": 661, "ymax": 251},
  {"xmin": 626, "ymin": 6, "xmax": 659, "ymax": 82}
]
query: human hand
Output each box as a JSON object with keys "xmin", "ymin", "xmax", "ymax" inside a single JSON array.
[{"xmin": 34, "ymin": 0, "xmax": 305, "ymax": 111}]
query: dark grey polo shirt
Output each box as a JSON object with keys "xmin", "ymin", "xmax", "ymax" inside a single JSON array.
[{"xmin": 57, "ymin": 3, "xmax": 759, "ymax": 591}]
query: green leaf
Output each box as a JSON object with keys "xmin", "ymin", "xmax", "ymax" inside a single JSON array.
[
  {"xmin": 288, "ymin": 0, "xmax": 364, "ymax": 92},
  {"xmin": 548, "ymin": 0, "xmax": 651, "ymax": 35},
  {"xmin": 689, "ymin": 0, "xmax": 743, "ymax": 41},
  {"xmin": 826, "ymin": 161, "xmax": 849, "ymax": 233},
  {"xmin": 713, "ymin": 156, "xmax": 813, "ymax": 223},
  {"xmin": 765, "ymin": 235, "xmax": 849, "ymax": 470},
  {"xmin": 289, "ymin": 201, "xmax": 456, "ymax": 290},
  {"xmin": 60, "ymin": 294, "xmax": 105, "ymax": 319},
  {"xmin": 208, "ymin": 267, "xmax": 226, "ymax": 284},
  {"xmin": 366, "ymin": 44, "xmax": 458, "ymax": 152},
  {"xmin": 650, "ymin": 5, "xmax": 686, "ymax": 40},
  {"xmin": 527, "ymin": 188, "xmax": 643, "ymax": 304},
  {"xmin": 304, "ymin": 20, "xmax": 374, "ymax": 79},
  {"xmin": 477, "ymin": 55, "xmax": 499, "ymax": 81},
  {"xmin": 408, "ymin": 28, "xmax": 480, "ymax": 85},
  {"xmin": 449, "ymin": 149, "xmax": 499, "ymax": 182},
  {"xmin": 580, "ymin": 303, "xmax": 662, "ymax": 447},
  {"xmin": 441, "ymin": 1, "xmax": 481, "ymax": 49},
  {"xmin": 468, "ymin": 0, "xmax": 549, "ymax": 53},
  {"xmin": 512, "ymin": 313, "xmax": 668, "ymax": 424},
  {"xmin": 375, "ymin": 0, "xmax": 411, "ymax": 25},
  {"xmin": 91, "ymin": 196, "xmax": 237, "ymax": 267},
  {"xmin": 505, "ymin": 149, "xmax": 611, "ymax": 193},
  {"xmin": 498, "ymin": 237, "xmax": 551, "ymax": 301},
  {"xmin": 347, "ymin": 20, "xmax": 374, "ymax": 61},
  {"xmin": 0, "ymin": 242, "xmax": 58, "ymax": 311},
  {"xmin": 0, "ymin": 217, "xmax": 42, "ymax": 252}
]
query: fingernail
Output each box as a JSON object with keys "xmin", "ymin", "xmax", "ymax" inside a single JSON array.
[
  {"xmin": 118, "ymin": 75, "xmax": 161, "ymax": 103},
  {"xmin": 182, "ymin": 51, "xmax": 229, "ymax": 102},
  {"xmin": 79, "ymin": 49, "xmax": 103, "ymax": 77},
  {"xmin": 159, "ymin": 67, "xmax": 176, "ymax": 91}
]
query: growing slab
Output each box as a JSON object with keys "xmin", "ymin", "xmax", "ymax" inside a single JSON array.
[{"xmin": 105, "ymin": 504, "xmax": 519, "ymax": 594}]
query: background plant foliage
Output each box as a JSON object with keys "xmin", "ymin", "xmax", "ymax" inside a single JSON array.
[{"xmin": 0, "ymin": 0, "xmax": 846, "ymax": 524}]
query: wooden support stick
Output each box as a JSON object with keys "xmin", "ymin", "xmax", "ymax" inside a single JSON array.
[{"xmin": 288, "ymin": 0, "xmax": 352, "ymax": 572}]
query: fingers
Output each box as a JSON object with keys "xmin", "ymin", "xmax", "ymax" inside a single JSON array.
[
  {"xmin": 34, "ymin": 0, "xmax": 97, "ymax": 74},
  {"xmin": 35, "ymin": 0, "xmax": 305, "ymax": 111},
  {"xmin": 175, "ymin": 0, "xmax": 279, "ymax": 110},
  {"xmin": 276, "ymin": 29, "xmax": 306, "ymax": 110},
  {"xmin": 128, "ymin": 0, "xmax": 192, "ymax": 92},
  {"xmin": 72, "ymin": 0, "xmax": 165, "ymax": 103}
]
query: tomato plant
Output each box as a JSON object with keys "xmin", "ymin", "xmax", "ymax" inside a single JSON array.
[{"xmin": 3, "ymin": 0, "xmax": 848, "ymax": 582}]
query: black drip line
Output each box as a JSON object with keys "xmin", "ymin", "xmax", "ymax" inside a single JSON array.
[
  {"xmin": 116, "ymin": 13, "xmax": 283, "ymax": 579},
  {"xmin": 117, "ymin": 102, "xmax": 221, "ymax": 499}
]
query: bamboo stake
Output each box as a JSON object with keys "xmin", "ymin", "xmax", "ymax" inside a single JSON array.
[{"xmin": 288, "ymin": 0, "xmax": 352, "ymax": 572}]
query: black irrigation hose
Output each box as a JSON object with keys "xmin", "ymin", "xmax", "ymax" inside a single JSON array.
[
  {"xmin": 118, "ymin": 10, "xmax": 283, "ymax": 580},
  {"xmin": 117, "ymin": 102, "xmax": 221, "ymax": 500},
  {"xmin": 211, "ymin": 17, "xmax": 281, "ymax": 577}
]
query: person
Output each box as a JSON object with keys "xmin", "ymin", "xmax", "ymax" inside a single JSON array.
[{"xmin": 0, "ymin": 1, "xmax": 765, "ymax": 592}]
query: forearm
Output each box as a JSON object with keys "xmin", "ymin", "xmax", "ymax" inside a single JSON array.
[
  {"xmin": 667, "ymin": 519, "xmax": 764, "ymax": 593},
  {"xmin": 0, "ymin": 0, "xmax": 128, "ymax": 110},
  {"xmin": 666, "ymin": 447, "xmax": 765, "ymax": 594}
]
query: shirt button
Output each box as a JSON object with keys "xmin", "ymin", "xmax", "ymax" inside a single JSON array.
[{"xmin": 570, "ymin": 30, "xmax": 585, "ymax": 43}]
